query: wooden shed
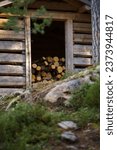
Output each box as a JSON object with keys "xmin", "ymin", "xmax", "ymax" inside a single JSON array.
[{"xmin": 0, "ymin": 0, "xmax": 92, "ymax": 95}]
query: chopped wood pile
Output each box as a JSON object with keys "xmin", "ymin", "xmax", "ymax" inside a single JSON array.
[{"xmin": 32, "ymin": 56, "xmax": 65, "ymax": 83}]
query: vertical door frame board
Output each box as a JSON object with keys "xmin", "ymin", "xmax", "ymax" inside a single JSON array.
[
  {"xmin": 65, "ymin": 19, "xmax": 74, "ymax": 71},
  {"xmin": 25, "ymin": 16, "xmax": 32, "ymax": 89}
]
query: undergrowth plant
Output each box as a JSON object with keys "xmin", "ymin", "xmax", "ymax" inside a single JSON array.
[
  {"xmin": 69, "ymin": 79, "xmax": 100, "ymax": 127},
  {"xmin": 0, "ymin": 103, "xmax": 65, "ymax": 150},
  {"xmin": 0, "ymin": 79, "xmax": 100, "ymax": 149}
]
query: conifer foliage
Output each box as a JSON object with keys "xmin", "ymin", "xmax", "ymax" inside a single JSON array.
[{"xmin": 0, "ymin": 0, "xmax": 52, "ymax": 33}]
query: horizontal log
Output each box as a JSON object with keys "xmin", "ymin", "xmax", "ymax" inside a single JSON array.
[
  {"xmin": 29, "ymin": 1, "xmax": 77, "ymax": 11},
  {"xmin": 0, "ymin": 41, "xmax": 25, "ymax": 51},
  {"xmin": 73, "ymin": 23, "xmax": 91, "ymax": 33},
  {"xmin": 0, "ymin": 30, "xmax": 25, "ymax": 40},
  {"xmin": 28, "ymin": 11, "xmax": 91, "ymax": 22},
  {"xmin": 73, "ymin": 22, "xmax": 91, "ymax": 28},
  {"xmin": 73, "ymin": 45, "xmax": 92, "ymax": 56},
  {"xmin": 0, "ymin": 0, "xmax": 12, "ymax": 7},
  {"xmin": 73, "ymin": 57, "xmax": 92, "ymax": 66},
  {"xmin": 0, "ymin": 88, "xmax": 25, "ymax": 96},
  {"xmin": 0, "ymin": 11, "xmax": 91, "ymax": 22},
  {"xmin": 0, "ymin": 18, "xmax": 24, "ymax": 29},
  {"xmin": 73, "ymin": 33, "xmax": 92, "ymax": 44},
  {"xmin": 0, "ymin": 65, "xmax": 25, "ymax": 75},
  {"xmin": 74, "ymin": 27, "xmax": 91, "ymax": 33},
  {"xmin": 73, "ymin": 34, "xmax": 92, "ymax": 40},
  {"xmin": 0, "ymin": 53, "xmax": 25, "ymax": 64},
  {"xmin": 0, "ymin": 76, "xmax": 25, "ymax": 87}
]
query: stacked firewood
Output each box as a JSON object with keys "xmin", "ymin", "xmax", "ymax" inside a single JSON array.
[{"xmin": 32, "ymin": 56, "xmax": 65, "ymax": 83}]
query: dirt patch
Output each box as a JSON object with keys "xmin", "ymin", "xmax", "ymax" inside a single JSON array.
[{"xmin": 47, "ymin": 126, "xmax": 100, "ymax": 150}]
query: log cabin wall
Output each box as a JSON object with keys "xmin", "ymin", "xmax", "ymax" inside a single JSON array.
[
  {"xmin": 0, "ymin": 17, "xmax": 27, "ymax": 95},
  {"xmin": 0, "ymin": 0, "xmax": 92, "ymax": 95},
  {"xmin": 73, "ymin": 16, "xmax": 92, "ymax": 71}
]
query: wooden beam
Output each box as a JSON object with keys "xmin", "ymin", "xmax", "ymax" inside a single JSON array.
[
  {"xmin": 29, "ymin": 11, "xmax": 91, "ymax": 22},
  {"xmin": 64, "ymin": 0, "xmax": 83, "ymax": 10},
  {"xmin": 73, "ymin": 22, "xmax": 91, "ymax": 33},
  {"xmin": 65, "ymin": 20, "xmax": 74, "ymax": 71},
  {"xmin": 73, "ymin": 57, "xmax": 92, "ymax": 66},
  {"xmin": 25, "ymin": 17, "xmax": 32, "ymax": 89},
  {"xmin": 29, "ymin": 1, "xmax": 77, "ymax": 12},
  {"xmin": 0, "ymin": 53, "xmax": 25, "ymax": 64},
  {"xmin": 73, "ymin": 33, "xmax": 92, "ymax": 39},
  {"xmin": 73, "ymin": 22, "xmax": 91, "ymax": 28},
  {"xmin": 0, "ymin": 0, "xmax": 12, "ymax": 7},
  {"xmin": 0, "ymin": 76, "xmax": 25, "ymax": 87},
  {"xmin": 0, "ymin": 11, "xmax": 91, "ymax": 22},
  {"xmin": 0, "ymin": 65, "xmax": 25, "ymax": 75},
  {"xmin": 0, "ymin": 30, "xmax": 25, "ymax": 40},
  {"xmin": 0, "ymin": 41, "xmax": 25, "ymax": 51},
  {"xmin": 73, "ymin": 45, "xmax": 92, "ymax": 57},
  {"xmin": 73, "ymin": 33, "xmax": 92, "ymax": 44},
  {"xmin": 79, "ymin": 5, "xmax": 91, "ymax": 13}
]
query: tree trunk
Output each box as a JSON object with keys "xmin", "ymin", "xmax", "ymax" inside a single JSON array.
[{"xmin": 91, "ymin": 0, "xmax": 100, "ymax": 64}]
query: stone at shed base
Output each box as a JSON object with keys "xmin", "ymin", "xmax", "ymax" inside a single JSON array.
[
  {"xmin": 44, "ymin": 76, "xmax": 91, "ymax": 103},
  {"xmin": 58, "ymin": 121, "xmax": 78, "ymax": 130},
  {"xmin": 61, "ymin": 131, "xmax": 78, "ymax": 143},
  {"xmin": 66, "ymin": 145, "xmax": 78, "ymax": 150}
]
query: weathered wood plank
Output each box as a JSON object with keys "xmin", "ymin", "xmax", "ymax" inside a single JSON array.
[
  {"xmin": 28, "ymin": 11, "xmax": 91, "ymax": 22},
  {"xmin": 73, "ymin": 22, "xmax": 91, "ymax": 28},
  {"xmin": 64, "ymin": 0, "xmax": 83, "ymax": 10},
  {"xmin": 0, "ymin": 0, "xmax": 12, "ymax": 7},
  {"xmin": 0, "ymin": 12, "xmax": 91, "ymax": 22},
  {"xmin": 65, "ymin": 20, "xmax": 74, "ymax": 71},
  {"xmin": 0, "ymin": 30, "xmax": 25, "ymax": 40},
  {"xmin": 73, "ymin": 34, "xmax": 92, "ymax": 40},
  {"xmin": 73, "ymin": 57, "xmax": 92, "ymax": 66},
  {"xmin": 25, "ymin": 17, "xmax": 32, "ymax": 88},
  {"xmin": 0, "ymin": 41, "xmax": 25, "ymax": 51},
  {"xmin": 74, "ymin": 27, "xmax": 91, "ymax": 33},
  {"xmin": 0, "ymin": 88, "xmax": 25, "ymax": 96},
  {"xmin": 0, "ymin": 76, "xmax": 25, "ymax": 87},
  {"xmin": 73, "ymin": 45, "xmax": 92, "ymax": 56},
  {"xmin": 0, "ymin": 53, "xmax": 25, "ymax": 64},
  {"xmin": 73, "ymin": 22, "xmax": 91, "ymax": 33},
  {"xmin": 0, "ymin": 65, "xmax": 25, "ymax": 75},
  {"xmin": 0, "ymin": 18, "xmax": 24, "ymax": 29},
  {"xmin": 73, "ymin": 33, "xmax": 92, "ymax": 44},
  {"xmin": 29, "ymin": 1, "xmax": 77, "ymax": 11}
]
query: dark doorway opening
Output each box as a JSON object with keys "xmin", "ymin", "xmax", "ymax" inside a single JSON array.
[
  {"xmin": 31, "ymin": 20, "xmax": 65, "ymax": 61},
  {"xmin": 31, "ymin": 20, "xmax": 65, "ymax": 82}
]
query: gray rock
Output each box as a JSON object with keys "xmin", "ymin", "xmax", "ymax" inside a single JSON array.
[
  {"xmin": 44, "ymin": 79, "xmax": 81, "ymax": 103},
  {"xmin": 58, "ymin": 121, "xmax": 78, "ymax": 130},
  {"xmin": 61, "ymin": 131, "xmax": 78, "ymax": 142},
  {"xmin": 66, "ymin": 145, "xmax": 78, "ymax": 150},
  {"xmin": 43, "ymin": 66, "xmax": 99, "ymax": 103},
  {"xmin": 44, "ymin": 77, "xmax": 91, "ymax": 103}
]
